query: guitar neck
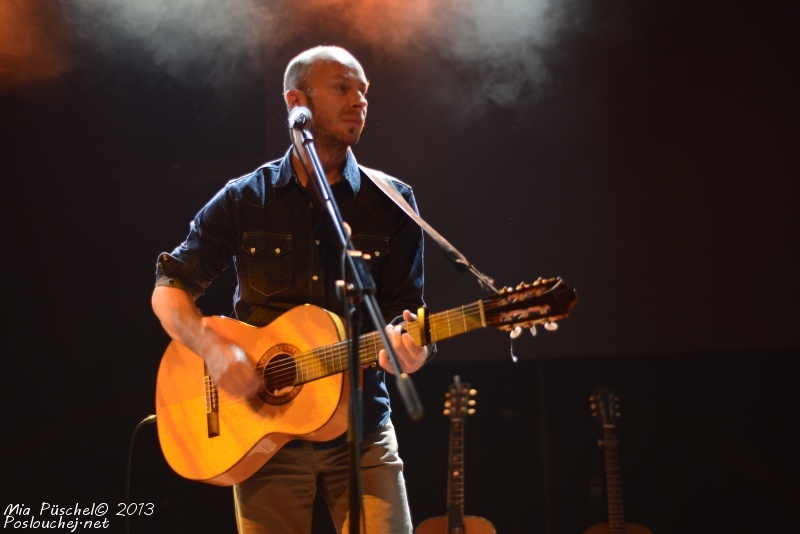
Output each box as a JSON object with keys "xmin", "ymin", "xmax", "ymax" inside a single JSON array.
[
  {"xmin": 447, "ymin": 415, "xmax": 466, "ymax": 525},
  {"xmin": 602, "ymin": 425, "xmax": 627, "ymax": 534},
  {"xmin": 294, "ymin": 301, "xmax": 485, "ymax": 385}
]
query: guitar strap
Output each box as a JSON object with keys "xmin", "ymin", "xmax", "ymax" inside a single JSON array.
[{"xmin": 358, "ymin": 165, "xmax": 499, "ymax": 294}]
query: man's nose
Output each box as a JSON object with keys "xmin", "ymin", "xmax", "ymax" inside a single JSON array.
[{"xmin": 352, "ymin": 91, "xmax": 367, "ymax": 108}]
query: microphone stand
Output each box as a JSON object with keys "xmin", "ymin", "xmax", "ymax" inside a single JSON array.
[{"xmin": 290, "ymin": 121, "xmax": 423, "ymax": 534}]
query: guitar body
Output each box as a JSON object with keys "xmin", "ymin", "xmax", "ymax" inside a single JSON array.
[
  {"xmin": 583, "ymin": 523, "xmax": 654, "ymax": 534},
  {"xmin": 155, "ymin": 304, "xmax": 350, "ymax": 486},
  {"xmin": 153, "ymin": 278, "xmax": 577, "ymax": 487},
  {"xmin": 415, "ymin": 515, "xmax": 497, "ymax": 534}
]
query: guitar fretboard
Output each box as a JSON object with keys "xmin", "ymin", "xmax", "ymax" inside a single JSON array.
[
  {"xmin": 602, "ymin": 424, "xmax": 626, "ymax": 534},
  {"xmin": 448, "ymin": 418, "xmax": 466, "ymax": 513},
  {"xmin": 292, "ymin": 301, "xmax": 486, "ymax": 384}
]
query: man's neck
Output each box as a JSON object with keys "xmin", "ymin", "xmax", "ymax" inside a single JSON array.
[{"xmin": 292, "ymin": 144, "xmax": 348, "ymax": 187}]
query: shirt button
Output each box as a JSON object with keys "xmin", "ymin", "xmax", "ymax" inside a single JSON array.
[
  {"xmin": 374, "ymin": 251, "xmax": 381, "ymax": 257},
  {"xmin": 315, "ymin": 239, "xmax": 320, "ymax": 245},
  {"xmin": 274, "ymin": 247, "xmax": 281, "ymax": 254},
  {"xmin": 312, "ymin": 275, "xmax": 319, "ymax": 281},
  {"xmin": 250, "ymin": 247, "xmax": 256, "ymax": 253}
]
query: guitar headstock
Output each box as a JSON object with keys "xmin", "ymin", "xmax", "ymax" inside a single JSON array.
[
  {"xmin": 483, "ymin": 276, "xmax": 578, "ymax": 333},
  {"xmin": 444, "ymin": 375, "xmax": 476, "ymax": 421},
  {"xmin": 590, "ymin": 387, "xmax": 620, "ymax": 427}
]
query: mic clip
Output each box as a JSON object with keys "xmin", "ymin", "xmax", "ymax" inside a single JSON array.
[{"xmin": 288, "ymin": 106, "xmax": 312, "ymax": 130}]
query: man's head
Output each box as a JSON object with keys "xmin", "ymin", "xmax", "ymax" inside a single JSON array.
[{"xmin": 283, "ymin": 46, "xmax": 369, "ymax": 149}]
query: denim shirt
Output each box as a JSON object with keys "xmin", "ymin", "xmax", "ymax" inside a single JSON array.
[{"xmin": 155, "ymin": 148, "xmax": 426, "ymax": 437}]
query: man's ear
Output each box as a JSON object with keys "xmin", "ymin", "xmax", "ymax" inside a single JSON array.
[{"xmin": 284, "ymin": 89, "xmax": 307, "ymax": 109}]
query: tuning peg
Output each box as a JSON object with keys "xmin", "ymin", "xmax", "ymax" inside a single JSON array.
[
  {"xmin": 467, "ymin": 408, "xmax": 476, "ymax": 415},
  {"xmin": 469, "ymin": 388, "xmax": 477, "ymax": 396},
  {"xmin": 468, "ymin": 399, "xmax": 477, "ymax": 406},
  {"xmin": 443, "ymin": 409, "xmax": 451, "ymax": 416},
  {"xmin": 544, "ymin": 322, "xmax": 558, "ymax": 331}
]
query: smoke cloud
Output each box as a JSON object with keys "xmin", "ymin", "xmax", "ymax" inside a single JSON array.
[
  {"xmin": 0, "ymin": 0, "xmax": 75, "ymax": 92},
  {"xmin": 3, "ymin": 0, "xmax": 586, "ymax": 119}
]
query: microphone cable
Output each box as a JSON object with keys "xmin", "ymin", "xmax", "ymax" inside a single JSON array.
[{"xmin": 125, "ymin": 414, "xmax": 157, "ymax": 534}]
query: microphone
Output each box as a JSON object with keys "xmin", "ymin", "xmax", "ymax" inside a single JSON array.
[{"xmin": 288, "ymin": 106, "xmax": 312, "ymax": 129}]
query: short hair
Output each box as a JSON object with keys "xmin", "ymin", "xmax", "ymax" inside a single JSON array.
[{"xmin": 283, "ymin": 45, "xmax": 358, "ymax": 95}]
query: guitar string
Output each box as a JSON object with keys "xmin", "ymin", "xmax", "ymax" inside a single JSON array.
[
  {"xmin": 210, "ymin": 291, "xmax": 560, "ymax": 408},
  {"xmin": 249, "ymin": 302, "xmax": 482, "ymax": 385},
  {"xmin": 239, "ymin": 280, "xmax": 562, "ymax": 390},
  {"xmin": 211, "ymin": 294, "xmax": 564, "ymax": 408},
  {"xmin": 224, "ymin": 280, "xmax": 562, "ymax": 399},
  {"xmin": 210, "ymin": 301, "xmax": 485, "ymax": 408}
]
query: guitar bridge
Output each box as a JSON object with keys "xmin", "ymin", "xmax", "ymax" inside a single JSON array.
[{"xmin": 204, "ymin": 374, "xmax": 220, "ymax": 438}]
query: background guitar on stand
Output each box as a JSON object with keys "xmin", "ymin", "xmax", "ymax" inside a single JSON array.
[
  {"xmin": 415, "ymin": 375, "xmax": 496, "ymax": 534},
  {"xmin": 584, "ymin": 387, "xmax": 653, "ymax": 534}
]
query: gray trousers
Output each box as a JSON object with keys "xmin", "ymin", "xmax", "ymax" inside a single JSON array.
[{"xmin": 233, "ymin": 421, "xmax": 412, "ymax": 533}]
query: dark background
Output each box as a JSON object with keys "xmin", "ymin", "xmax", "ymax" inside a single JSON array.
[{"xmin": 2, "ymin": 0, "xmax": 798, "ymax": 532}]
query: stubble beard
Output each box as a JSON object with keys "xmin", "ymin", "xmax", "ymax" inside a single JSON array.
[{"xmin": 313, "ymin": 119, "xmax": 363, "ymax": 154}]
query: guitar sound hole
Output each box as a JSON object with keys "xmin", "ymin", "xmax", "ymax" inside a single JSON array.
[{"xmin": 258, "ymin": 352, "xmax": 301, "ymax": 405}]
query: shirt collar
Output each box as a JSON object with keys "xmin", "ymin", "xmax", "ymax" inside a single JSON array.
[
  {"xmin": 275, "ymin": 147, "xmax": 362, "ymax": 195},
  {"xmin": 341, "ymin": 149, "xmax": 362, "ymax": 196}
]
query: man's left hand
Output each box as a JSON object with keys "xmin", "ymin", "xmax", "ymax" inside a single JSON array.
[{"xmin": 378, "ymin": 309, "xmax": 428, "ymax": 375}]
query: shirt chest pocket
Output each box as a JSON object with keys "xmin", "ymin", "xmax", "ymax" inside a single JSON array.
[
  {"xmin": 351, "ymin": 234, "xmax": 391, "ymax": 281},
  {"xmin": 351, "ymin": 234, "xmax": 390, "ymax": 261},
  {"xmin": 242, "ymin": 232, "xmax": 293, "ymax": 298}
]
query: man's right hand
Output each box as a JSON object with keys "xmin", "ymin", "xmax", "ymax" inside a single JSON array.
[
  {"xmin": 201, "ymin": 318, "xmax": 261, "ymax": 398},
  {"xmin": 152, "ymin": 286, "xmax": 261, "ymax": 398}
]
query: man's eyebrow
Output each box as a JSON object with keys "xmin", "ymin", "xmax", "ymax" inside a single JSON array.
[{"xmin": 331, "ymin": 74, "xmax": 369, "ymax": 88}]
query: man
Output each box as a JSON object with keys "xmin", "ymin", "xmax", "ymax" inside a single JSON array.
[{"xmin": 151, "ymin": 45, "xmax": 429, "ymax": 533}]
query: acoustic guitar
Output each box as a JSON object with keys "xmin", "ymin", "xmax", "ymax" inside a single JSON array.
[
  {"xmin": 155, "ymin": 276, "xmax": 577, "ymax": 486},
  {"xmin": 584, "ymin": 387, "xmax": 653, "ymax": 534},
  {"xmin": 415, "ymin": 375, "xmax": 496, "ymax": 534}
]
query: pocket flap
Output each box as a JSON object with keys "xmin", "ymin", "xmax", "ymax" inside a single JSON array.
[
  {"xmin": 243, "ymin": 232, "xmax": 292, "ymax": 258},
  {"xmin": 352, "ymin": 234, "xmax": 390, "ymax": 259}
]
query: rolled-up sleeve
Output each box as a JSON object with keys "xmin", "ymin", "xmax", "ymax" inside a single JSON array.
[{"xmin": 154, "ymin": 184, "xmax": 238, "ymax": 300}]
